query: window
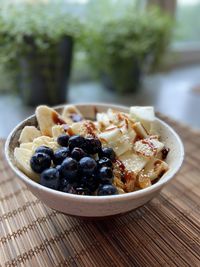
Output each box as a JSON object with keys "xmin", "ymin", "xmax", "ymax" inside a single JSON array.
[
  {"xmin": 149, "ymin": 0, "xmax": 200, "ymax": 66},
  {"xmin": 175, "ymin": 0, "xmax": 200, "ymax": 44}
]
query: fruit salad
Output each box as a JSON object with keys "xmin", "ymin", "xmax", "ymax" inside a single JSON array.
[{"xmin": 14, "ymin": 105, "xmax": 169, "ymax": 196}]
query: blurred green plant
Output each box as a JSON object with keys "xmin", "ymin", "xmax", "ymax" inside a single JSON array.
[
  {"xmin": 0, "ymin": 1, "xmax": 82, "ymax": 95},
  {"xmin": 82, "ymin": 4, "xmax": 173, "ymax": 93}
]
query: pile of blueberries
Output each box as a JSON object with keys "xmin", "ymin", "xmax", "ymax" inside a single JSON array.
[{"xmin": 30, "ymin": 134, "xmax": 118, "ymax": 196}]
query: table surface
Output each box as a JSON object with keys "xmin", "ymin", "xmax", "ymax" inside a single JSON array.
[{"xmin": 1, "ymin": 114, "xmax": 200, "ymax": 267}]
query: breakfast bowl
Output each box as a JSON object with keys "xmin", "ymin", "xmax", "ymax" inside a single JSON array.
[{"xmin": 5, "ymin": 103, "xmax": 184, "ymax": 218}]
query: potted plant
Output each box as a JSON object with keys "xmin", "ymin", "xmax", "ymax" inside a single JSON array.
[
  {"xmin": 0, "ymin": 2, "xmax": 81, "ymax": 106},
  {"xmin": 83, "ymin": 6, "xmax": 173, "ymax": 94}
]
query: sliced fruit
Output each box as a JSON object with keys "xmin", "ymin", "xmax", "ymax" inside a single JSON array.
[
  {"xmin": 96, "ymin": 113, "xmax": 110, "ymax": 129},
  {"xmin": 19, "ymin": 126, "xmax": 41, "ymax": 144},
  {"xmin": 20, "ymin": 142, "xmax": 33, "ymax": 150},
  {"xmin": 36, "ymin": 105, "xmax": 66, "ymax": 137},
  {"xmin": 130, "ymin": 106, "xmax": 155, "ymax": 132},
  {"xmin": 52, "ymin": 125, "xmax": 66, "ymax": 139},
  {"xmin": 14, "ymin": 147, "xmax": 39, "ymax": 181},
  {"xmin": 120, "ymin": 118, "xmax": 136, "ymax": 140},
  {"xmin": 139, "ymin": 158, "xmax": 169, "ymax": 181},
  {"xmin": 119, "ymin": 151, "xmax": 148, "ymax": 175},
  {"xmin": 69, "ymin": 120, "xmax": 98, "ymax": 137},
  {"xmin": 137, "ymin": 175, "xmax": 151, "ymax": 189},
  {"xmin": 98, "ymin": 127, "xmax": 132, "ymax": 156},
  {"xmin": 98, "ymin": 127, "xmax": 121, "ymax": 143},
  {"xmin": 107, "ymin": 109, "xmax": 119, "ymax": 125},
  {"xmin": 124, "ymin": 171, "xmax": 137, "ymax": 192},
  {"xmin": 133, "ymin": 137, "xmax": 164, "ymax": 159},
  {"xmin": 133, "ymin": 122, "xmax": 148, "ymax": 139},
  {"xmin": 32, "ymin": 136, "xmax": 59, "ymax": 152}
]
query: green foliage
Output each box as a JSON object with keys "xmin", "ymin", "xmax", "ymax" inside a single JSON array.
[
  {"xmin": 82, "ymin": 5, "xmax": 173, "ymax": 92},
  {"xmin": 0, "ymin": 1, "xmax": 82, "ymax": 69}
]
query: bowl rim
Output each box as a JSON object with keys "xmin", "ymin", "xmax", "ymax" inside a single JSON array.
[{"xmin": 5, "ymin": 102, "xmax": 184, "ymax": 203}]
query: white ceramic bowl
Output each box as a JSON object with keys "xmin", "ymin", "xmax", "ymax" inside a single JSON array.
[{"xmin": 5, "ymin": 103, "xmax": 184, "ymax": 218}]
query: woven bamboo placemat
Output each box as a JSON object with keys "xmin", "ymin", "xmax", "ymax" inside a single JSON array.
[{"xmin": 1, "ymin": 115, "xmax": 200, "ymax": 267}]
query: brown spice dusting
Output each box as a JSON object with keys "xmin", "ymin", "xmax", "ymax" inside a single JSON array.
[
  {"xmin": 154, "ymin": 160, "xmax": 162, "ymax": 166},
  {"xmin": 124, "ymin": 118, "xmax": 129, "ymax": 130},
  {"xmin": 141, "ymin": 139, "xmax": 157, "ymax": 155},
  {"xmin": 84, "ymin": 121, "xmax": 96, "ymax": 137},
  {"xmin": 114, "ymin": 159, "xmax": 126, "ymax": 172},
  {"xmin": 117, "ymin": 113, "xmax": 124, "ymax": 122}
]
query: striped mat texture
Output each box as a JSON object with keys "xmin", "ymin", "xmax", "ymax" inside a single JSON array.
[{"xmin": 0, "ymin": 115, "xmax": 200, "ymax": 267}]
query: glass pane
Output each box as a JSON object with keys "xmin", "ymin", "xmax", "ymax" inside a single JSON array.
[{"xmin": 176, "ymin": 0, "xmax": 200, "ymax": 43}]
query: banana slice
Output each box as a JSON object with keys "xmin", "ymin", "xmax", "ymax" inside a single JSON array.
[
  {"xmin": 133, "ymin": 137, "xmax": 164, "ymax": 159},
  {"xmin": 20, "ymin": 142, "xmax": 33, "ymax": 150},
  {"xmin": 130, "ymin": 106, "xmax": 155, "ymax": 132},
  {"xmin": 36, "ymin": 105, "xmax": 66, "ymax": 137},
  {"xmin": 19, "ymin": 126, "xmax": 41, "ymax": 144},
  {"xmin": 14, "ymin": 147, "xmax": 39, "ymax": 182},
  {"xmin": 119, "ymin": 151, "xmax": 148, "ymax": 175},
  {"xmin": 69, "ymin": 120, "xmax": 98, "ymax": 137},
  {"xmin": 62, "ymin": 105, "xmax": 83, "ymax": 124},
  {"xmin": 32, "ymin": 136, "xmax": 59, "ymax": 152},
  {"xmin": 52, "ymin": 125, "xmax": 66, "ymax": 139}
]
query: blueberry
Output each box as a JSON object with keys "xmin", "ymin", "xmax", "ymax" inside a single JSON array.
[
  {"xmin": 84, "ymin": 137, "xmax": 102, "ymax": 154},
  {"xmin": 30, "ymin": 152, "xmax": 51, "ymax": 173},
  {"xmin": 99, "ymin": 147, "xmax": 116, "ymax": 161},
  {"xmin": 60, "ymin": 157, "xmax": 78, "ymax": 181},
  {"xmin": 40, "ymin": 168, "xmax": 60, "ymax": 190},
  {"xmin": 79, "ymin": 157, "xmax": 97, "ymax": 176},
  {"xmin": 62, "ymin": 183, "xmax": 77, "ymax": 194},
  {"xmin": 80, "ymin": 175, "xmax": 99, "ymax": 192},
  {"xmin": 55, "ymin": 165, "xmax": 61, "ymax": 171},
  {"xmin": 71, "ymin": 147, "xmax": 86, "ymax": 161},
  {"xmin": 53, "ymin": 147, "xmax": 70, "ymax": 165},
  {"xmin": 68, "ymin": 135, "xmax": 86, "ymax": 150},
  {"xmin": 98, "ymin": 166, "xmax": 113, "ymax": 184},
  {"xmin": 97, "ymin": 184, "xmax": 118, "ymax": 196},
  {"xmin": 97, "ymin": 157, "xmax": 112, "ymax": 168},
  {"xmin": 75, "ymin": 187, "xmax": 91, "ymax": 195},
  {"xmin": 57, "ymin": 134, "xmax": 70, "ymax": 147},
  {"xmin": 70, "ymin": 114, "xmax": 83, "ymax": 122},
  {"xmin": 59, "ymin": 177, "xmax": 69, "ymax": 189},
  {"xmin": 35, "ymin": 146, "xmax": 54, "ymax": 159}
]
